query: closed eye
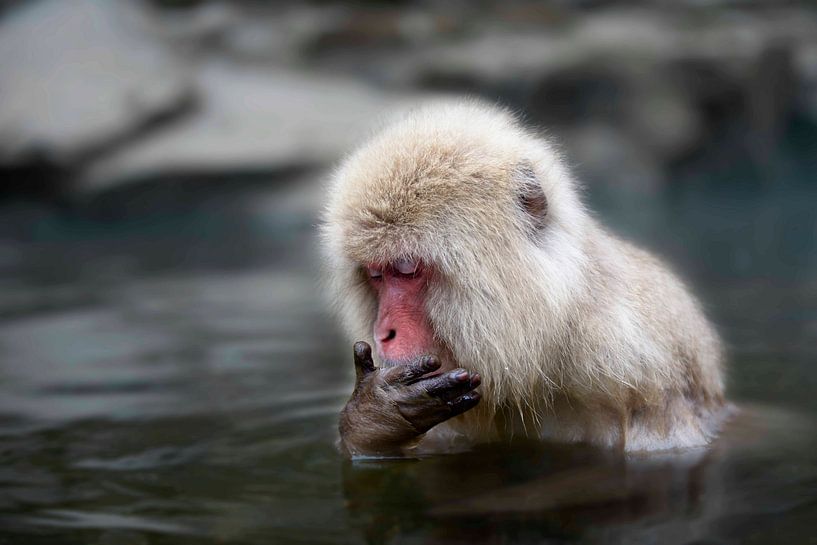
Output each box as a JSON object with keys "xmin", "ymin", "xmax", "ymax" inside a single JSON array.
[{"xmin": 394, "ymin": 259, "xmax": 419, "ymax": 276}]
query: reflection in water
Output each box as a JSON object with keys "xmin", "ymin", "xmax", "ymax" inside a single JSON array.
[
  {"xmin": 342, "ymin": 410, "xmax": 817, "ymax": 544},
  {"xmin": 0, "ymin": 131, "xmax": 816, "ymax": 543}
]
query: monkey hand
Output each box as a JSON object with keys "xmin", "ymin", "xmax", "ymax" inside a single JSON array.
[{"xmin": 338, "ymin": 341, "xmax": 481, "ymax": 457}]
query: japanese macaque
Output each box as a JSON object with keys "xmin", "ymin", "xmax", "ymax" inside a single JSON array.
[{"xmin": 322, "ymin": 100, "xmax": 729, "ymax": 458}]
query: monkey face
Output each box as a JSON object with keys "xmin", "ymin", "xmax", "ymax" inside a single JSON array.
[{"xmin": 365, "ymin": 259, "xmax": 440, "ymax": 368}]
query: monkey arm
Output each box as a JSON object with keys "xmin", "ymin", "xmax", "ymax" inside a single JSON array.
[{"xmin": 338, "ymin": 342, "xmax": 481, "ymax": 458}]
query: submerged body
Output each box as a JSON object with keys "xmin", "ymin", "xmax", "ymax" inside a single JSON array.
[{"xmin": 322, "ymin": 101, "xmax": 727, "ymax": 456}]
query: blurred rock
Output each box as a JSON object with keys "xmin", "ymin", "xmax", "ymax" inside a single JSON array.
[
  {"xmin": 307, "ymin": 6, "xmax": 817, "ymax": 183},
  {"xmin": 797, "ymin": 43, "xmax": 817, "ymax": 122},
  {"xmin": 148, "ymin": 1, "xmax": 237, "ymax": 52},
  {"xmin": 0, "ymin": 0, "xmax": 193, "ymax": 171},
  {"xmin": 3, "ymin": 0, "xmax": 816, "ymax": 198},
  {"xmin": 562, "ymin": 123, "xmax": 665, "ymax": 191},
  {"xmin": 82, "ymin": 61, "xmax": 429, "ymax": 193}
]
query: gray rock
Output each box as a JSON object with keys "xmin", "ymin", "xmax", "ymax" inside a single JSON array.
[
  {"xmin": 562, "ymin": 123, "xmax": 664, "ymax": 192},
  {"xmin": 82, "ymin": 61, "xmax": 432, "ymax": 193},
  {"xmin": 795, "ymin": 43, "xmax": 817, "ymax": 122},
  {"xmin": 0, "ymin": 0, "xmax": 192, "ymax": 166}
]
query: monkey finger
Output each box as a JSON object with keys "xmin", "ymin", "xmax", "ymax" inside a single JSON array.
[
  {"xmin": 381, "ymin": 355, "xmax": 441, "ymax": 386},
  {"xmin": 396, "ymin": 399, "xmax": 454, "ymax": 433},
  {"xmin": 447, "ymin": 392, "xmax": 481, "ymax": 417},
  {"xmin": 353, "ymin": 341, "xmax": 376, "ymax": 382},
  {"xmin": 399, "ymin": 390, "xmax": 482, "ymax": 432},
  {"xmin": 420, "ymin": 370, "xmax": 481, "ymax": 401}
]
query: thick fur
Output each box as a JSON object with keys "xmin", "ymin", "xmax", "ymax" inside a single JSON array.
[{"xmin": 322, "ymin": 100, "xmax": 727, "ymax": 452}]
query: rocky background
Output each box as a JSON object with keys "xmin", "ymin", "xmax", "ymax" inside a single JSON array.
[{"xmin": 2, "ymin": 0, "xmax": 816, "ymax": 203}]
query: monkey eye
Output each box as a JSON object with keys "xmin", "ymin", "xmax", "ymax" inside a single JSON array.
[
  {"xmin": 394, "ymin": 258, "xmax": 419, "ymax": 276},
  {"xmin": 366, "ymin": 266, "xmax": 383, "ymax": 279}
]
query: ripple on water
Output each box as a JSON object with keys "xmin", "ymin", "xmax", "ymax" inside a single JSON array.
[
  {"xmin": 74, "ymin": 445, "xmax": 207, "ymax": 471},
  {"xmin": 18, "ymin": 510, "xmax": 197, "ymax": 536}
]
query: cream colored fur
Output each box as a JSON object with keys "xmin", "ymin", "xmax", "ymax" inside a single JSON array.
[{"xmin": 322, "ymin": 100, "xmax": 727, "ymax": 452}]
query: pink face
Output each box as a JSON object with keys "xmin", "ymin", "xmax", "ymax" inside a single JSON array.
[{"xmin": 366, "ymin": 259, "xmax": 437, "ymax": 365}]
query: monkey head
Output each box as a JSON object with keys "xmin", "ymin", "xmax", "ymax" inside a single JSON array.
[{"xmin": 322, "ymin": 100, "xmax": 590, "ymax": 410}]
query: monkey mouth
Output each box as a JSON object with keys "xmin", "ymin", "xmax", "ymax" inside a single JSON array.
[{"xmin": 380, "ymin": 357, "xmax": 429, "ymax": 369}]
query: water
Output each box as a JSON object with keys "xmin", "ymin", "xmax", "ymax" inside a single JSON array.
[{"xmin": 1, "ymin": 134, "xmax": 816, "ymax": 544}]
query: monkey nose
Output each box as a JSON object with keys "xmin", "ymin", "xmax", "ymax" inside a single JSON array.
[
  {"xmin": 373, "ymin": 326, "xmax": 397, "ymax": 363},
  {"xmin": 374, "ymin": 323, "xmax": 397, "ymax": 355}
]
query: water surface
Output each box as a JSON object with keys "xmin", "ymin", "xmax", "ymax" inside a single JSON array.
[{"xmin": 1, "ymin": 136, "xmax": 816, "ymax": 544}]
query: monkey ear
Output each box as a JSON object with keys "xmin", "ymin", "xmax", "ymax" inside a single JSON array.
[{"xmin": 515, "ymin": 164, "xmax": 548, "ymax": 232}]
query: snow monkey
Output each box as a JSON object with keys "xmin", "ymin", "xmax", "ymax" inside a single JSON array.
[{"xmin": 322, "ymin": 100, "xmax": 729, "ymax": 458}]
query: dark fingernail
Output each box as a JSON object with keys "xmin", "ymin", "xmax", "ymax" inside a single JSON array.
[
  {"xmin": 449, "ymin": 392, "xmax": 481, "ymax": 410},
  {"xmin": 454, "ymin": 370, "xmax": 468, "ymax": 381},
  {"xmin": 354, "ymin": 341, "xmax": 371, "ymax": 358},
  {"xmin": 471, "ymin": 373, "xmax": 481, "ymax": 387}
]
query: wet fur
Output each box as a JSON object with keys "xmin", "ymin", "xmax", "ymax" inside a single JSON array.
[{"xmin": 322, "ymin": 100, "xmax": 727, "ymax": 452}]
